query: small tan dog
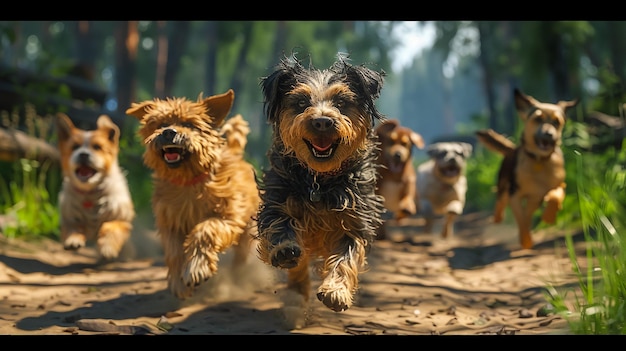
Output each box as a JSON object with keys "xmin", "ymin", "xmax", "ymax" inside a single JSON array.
[
  {"xmin": 375, "ymin": 119, "xmax": 424, "ymax": 239},
  {"xmin": 57, "ymin": 113, "xmax": 135, "ymax": 261},
  {"xmin": 476, "ymin": 88, "xmax": 578, "ymax": 249},
  {"xmin": 417, "ymin": 141, "xmax": 472, "ymax": 238},
  {"xmin": 126, "ymin": 89, "xmax": 260, "ymax": 299}
]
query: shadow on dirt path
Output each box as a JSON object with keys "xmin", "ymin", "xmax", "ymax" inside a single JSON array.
[{"xmin": 0, "ymin": 211, "xmax": 586, "ymax": 335}]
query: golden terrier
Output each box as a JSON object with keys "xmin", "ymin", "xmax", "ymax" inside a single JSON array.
[
  {"xmin": 57, "ymin": 113, "xmax": 135, "ymax": 261},
  {"xmin": 476, "ymin": 88, "xmax": 578, "ymax": 249},
  {"xmin": 126, "ymin": 89, "xmax": 260, "ymax": 299},
  {"xmin": 256, "ymin": 53, "xmax": 386, "ymax": 319}
]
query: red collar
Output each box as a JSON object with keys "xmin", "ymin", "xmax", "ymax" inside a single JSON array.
[
  {"xmin": 168, "ymin": 172, "xmax": 210, "ymax": 186},
  {"xmin": 70, "ymin": 184, "xmax": 97, "ymax": 209}
]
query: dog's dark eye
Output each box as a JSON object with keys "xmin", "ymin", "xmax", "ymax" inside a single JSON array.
[
  {"xmin": 92, "ymin": 143, "xmax": 102, "ymax": 151},
  {"xmin": 181, "ymin": 122, "xmax": 195, "ymax": 129},
  {"xmin": 159, "ymin": 123, "xmax": 170, "ymax": 129},
  {"xmin": 71, "ymin": 143, "xmax": 80, "ymax": 151},
  {"xmin": 297, "ymin": 99, "xmax": 308, "ymax": 109}
]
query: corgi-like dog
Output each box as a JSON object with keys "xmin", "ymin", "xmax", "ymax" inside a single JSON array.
[{"xmin": 57, "ymin": 113, "xmax": 135, "ymax": 261}]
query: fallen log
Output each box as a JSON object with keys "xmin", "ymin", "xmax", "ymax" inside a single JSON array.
[{"xmin": 0, "ymin": 127, "xmax": 59, "ymax": 166}]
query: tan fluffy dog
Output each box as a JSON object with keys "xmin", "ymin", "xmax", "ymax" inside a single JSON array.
[
  {"xmin": 57, "ymin": 113, "xmax": 135, "ymax": 261},
  {"xmin": 476, "ymin": 88, "xmax": 578, "ymax": 249},
  {"xmin": 375, "ymin": 119, "xmax": 424, "ymax": 239},
  {"xmin": 417, "ymin": 141, "xmax": 472, "ymax": 238},
  {"xmin": 126, "ymin": 89, "xmax": 260, "ymax": 299}
]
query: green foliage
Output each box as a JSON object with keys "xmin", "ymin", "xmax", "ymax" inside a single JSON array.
[
  {"xmin": 546, "ymin": 144, "xmax": 626, "ymax": 334},
  {"xmin": 464, "ymin": 145, "xmax": 500, "ymax": 213},
  {"xmin": 0, "ymin": 158, "xmax": 60, "ymax": 239}
]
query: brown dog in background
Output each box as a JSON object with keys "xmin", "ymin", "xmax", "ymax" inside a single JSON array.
[
  {"xmin": 375, "ymin": 119, "xmax": 424, "ymax": 239},
  {"xmin": 126, "ymin": 89, "xmax": 260, "ymax": 299},
  {"xmin": 57, "ymin": 113, "xmax": 135, "ymax": 261},
  {"xmin": 256, "ymin": 54, "xmax": 386, "ymax": 324},
  {"xmin": 476, "ymin": 88, "xmax": 578, "ymax": 249}
]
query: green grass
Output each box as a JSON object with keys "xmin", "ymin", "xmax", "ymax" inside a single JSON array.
[
  {"xmin": 545, "ymin": 144, "xmax": 626, "ymax": 334},
  {"xmin": 0, "ymin": 158, "xmax": 60, "ymax": 239}
]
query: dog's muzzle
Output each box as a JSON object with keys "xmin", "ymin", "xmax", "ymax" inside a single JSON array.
[
  {"xmin": 534, "ymin": 130, "xmax": 557, "ymax": 151},
  {"xmin": 73, "ymin": 152, "xmax": 98, "ymax": 182},
  {"xmin": 305, "ymin": 116, "xmax": 340, "ymax": 159},
  {"xmin": 156, "ymin": 128, "xmax": 188, "ymax": 168},
  {"xmin": 438, "ymin": 160, "xmax": 461, "ymax": 178}
]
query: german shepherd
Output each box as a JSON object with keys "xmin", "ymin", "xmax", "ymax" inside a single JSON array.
[{"xmin": 476, "ymin": 88, "xmax": 578, "ymax": 249}]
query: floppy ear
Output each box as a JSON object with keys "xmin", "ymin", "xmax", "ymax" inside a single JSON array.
[
  {"xmin": 96, "ymin": 115, "xmax": 120, "ymax": 144},
  {"xmin": 202, "ymin": 89, "xmax": 235, "ymax": 126},
  {"xmin": 260, "ymin": 58, "xmax": 298, "ymax": 124},
  {"xmin": 56, "ymin": 113, "xmax": 75, "ymax": 142},
  {"xmin": 126, "ymin": 101, "xmax": 156, "ymax": 120},
  {"xmin": 410, "ymin": 132, "xmax": 425, "ymax": 149},
  {"xmin": 375, "ymin": 119, "xmax": 399, "ymax": 137}
]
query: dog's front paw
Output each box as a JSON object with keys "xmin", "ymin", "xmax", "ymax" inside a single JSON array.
[
  {"xmin": 270, "ymin": 241, "xmax": 301, "ymax": 268},
  {"xmin": 316, "ymin": 286, "xmax": 352, "ymax": 312},
  {"xmin": 182, "ymin": 251, "xmax": 219, "ymax": 288},
  {"xmin": 63, "ymin": 233, "xmax": 86, "ymax": 251}
]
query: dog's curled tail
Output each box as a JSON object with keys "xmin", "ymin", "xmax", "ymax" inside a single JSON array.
[
  {"xmin": 475, "ymin": 129, "xmax": 516, "ymax": 156},
  {"xmin": 221, "ymin": 114, "xmax": 250, "ymax": 154}
]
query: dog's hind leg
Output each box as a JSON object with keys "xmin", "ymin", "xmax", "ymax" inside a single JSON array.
[
  {"xmin": 161, "ymin": 231, "xmax": 194, "ymax": 299},
  {"xmin": 441, "ymin": 212, "xmax": 456, "ymax": 238},
  {"xmin": 231, "ymin": 226, "xmax": 254, "ymax": 268},
  {"xmin": 316, "ymin": 239, "xmax": 366, "ymax": 312},
  {"xmin": 286, "ymin": 254, "xmax": 311, "ymax": 302},
  {"xmin": 442, "ymin": 200, "xmax": 463, "ymax": 238},
  {"xmin": 510, "ymin": 195, "xmax": 538, "ymax": 249},
  {"xmin": 542, "ymin": 184, "xmax": 566, "ymax": 224}
]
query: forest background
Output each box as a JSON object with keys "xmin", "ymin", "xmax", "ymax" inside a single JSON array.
[{"xmin": 0, "ymin": 20, "xmax": 624, "ymax": 226}]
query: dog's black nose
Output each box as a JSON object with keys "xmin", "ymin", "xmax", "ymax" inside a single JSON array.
[
  {"xmin": 311, "ymin": 116, "xmax": 334, "ymax": 132},
  {"xmin": 77, "ymin": 152, "xmax": 89, "ymax": 164},
  {"xmin": 162, "ymin": 128, "xmax": 177, "ymax": 140}
]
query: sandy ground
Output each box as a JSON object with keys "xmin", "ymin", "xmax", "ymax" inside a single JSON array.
[{"xmin": 0, "ymin": 211, "xmax": 586, "ymax": 336}]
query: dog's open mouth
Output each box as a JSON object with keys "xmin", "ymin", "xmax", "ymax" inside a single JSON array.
[
  {"xmin": 304, "ymin": 138, "xmax": 339, "ymax": 159},
  {"xmin": 161, "ymin": 145, "xmax": 188, "ymax": 167},
  {"xmin": 535, "ymin": 136, "xmax": 556, "ymax": 151},
  {"xmin": 74, "ymin": 165, "xmax": 97, "ymax": 182},
  {"xmin": 388, "ymin": 158, "xmax": 405, "ymax": 174},
  {"xmin": 439, "ymin": 164, "xmax": 460, "ymax": 178}
]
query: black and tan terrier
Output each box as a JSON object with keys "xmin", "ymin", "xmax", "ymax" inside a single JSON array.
[
  {"xmin": 256, "ymin": 53, "xmax": 386, "ymax": 323},
  {"xmin": 126, "ymin": 89, "xmax": 260, "ymax": 299},
  {"xmin": 476, "ymin": 88, "xmax": 578, "ymax": 249}
]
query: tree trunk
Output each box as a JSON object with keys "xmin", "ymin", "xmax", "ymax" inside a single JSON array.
[
  {"xmin": 204, "ymin": 21, "xmax": 218, "ymax": 97},
  {"xmin": 154, "ymin": 21, "xmax": 168, "ymax": 98},
  {"xmin": 163, "ymin": 21, "xmax": 190, "ymax": 98},
  {"xmin": 114, "ymin": 21, "xmax": 138, "ymax": 120}
]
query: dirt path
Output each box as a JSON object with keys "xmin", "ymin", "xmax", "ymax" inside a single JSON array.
[{"xmin": 0, "ymin": 212, "xmax": 585, "ymax": 335}]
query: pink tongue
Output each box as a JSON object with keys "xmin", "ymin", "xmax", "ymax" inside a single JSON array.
[
  {"xmin": 165, "ymin": 152, "xmax": 179, "ymax": 161},
  {"xmin": 77, "ymin": 166, "xmax": 95, "ymax": 177},
  {"xmin": 313, "ymin": 143, "xmax": 331, "ymax": 152},
  {"xmin": 312, "ymin": 137, "xmax": 333, "ymax": 151}
]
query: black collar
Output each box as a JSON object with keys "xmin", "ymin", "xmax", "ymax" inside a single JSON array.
[{"xmin": 522, "ymin": 147, "xmax": 551, "ymax": 161}]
